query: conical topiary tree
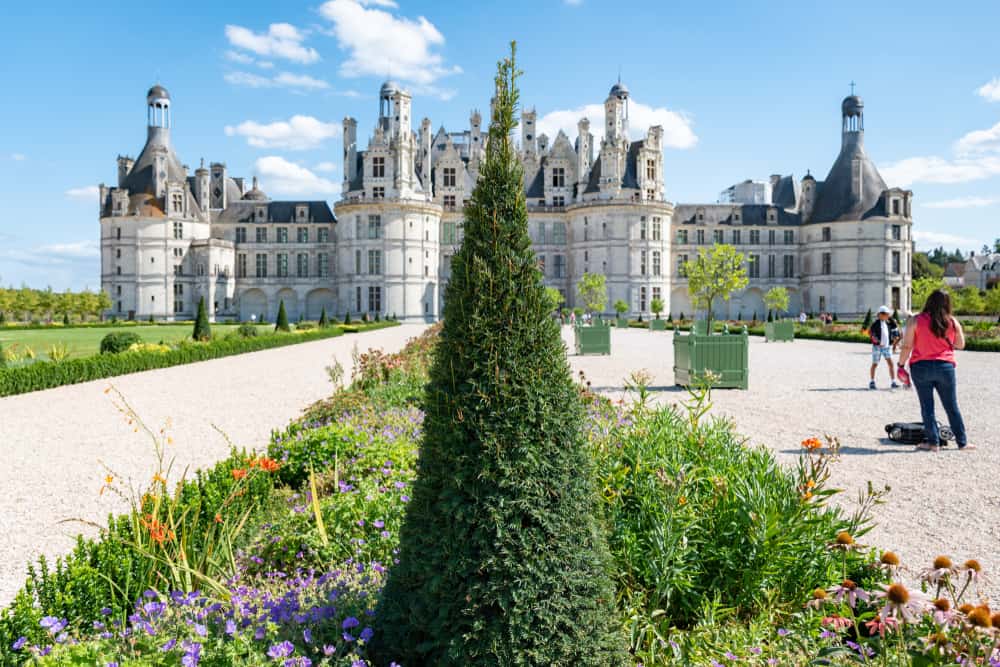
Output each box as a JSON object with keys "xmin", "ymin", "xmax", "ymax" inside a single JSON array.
[
  {"xmin": 373, "ymin": 44, "xmax": 624, "ymax": 666},
  {"xmin": 318, "ymin": 307, "xmax": 329, "ymax": 328},
  {"xmin": 861, "ymin": 308, "xmax": 873, "ymax": 332},
  {"xmin": 192, "ymin": 296, "xmax": 212, "ymax": 341},
  {"xmin": 62, "ymin": 312, "xmax": 70, "ymax": 326},
  {"xmin": 274, "ymin": 300, "xmax": 290, "ymax": 332},
  {"xmin": 344, "ymin": 311, "xmax": 351, "ymax": 324}
]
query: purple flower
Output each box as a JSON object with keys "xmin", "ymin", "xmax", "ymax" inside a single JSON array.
[
  {"xmin": 303, "ymin": 628, "xmax": 312, "ymax": 644},
  {"xmin": 162, "ymin": 638, "xmax": 177, "ymax": 651},
  {"xmin": 225, "ymin": 620, "xmax": 237, "ymax": 636},
  {"xmin": 725, "ymin": 652, "xmax": 737, "ymax": 660},
  {"xmin": 11, "ymin": 637, "xmax": 26, "ymax": 651},
  {"xmin": 373, "ymin": 520, "xmax": 385, "ymax": 528},
  {"xmin": 268, "ymin": 641, "xmax": 295, "ymax": 659},
  {"xmin": 323, "ymin": 645, "xmax": 336, "ymax": 656},
  {"xmin": 777, "ymin": 628, "xmax": 790, "ymax": 637},
  {"xmin": 342, "ymin": 616, "xmax": 360, "ymax": 629},
  {"xmin": 360, "ymin": 626, "xmax": 374, "ymax": 643},
  {"xmin": 193, "ymin": 623, "xmax": 207, "ymax": 637}
]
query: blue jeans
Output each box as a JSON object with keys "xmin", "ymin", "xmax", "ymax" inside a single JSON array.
[{"xmin": 910, "ymin": 361, "xmax": 967, "ymax": 447}]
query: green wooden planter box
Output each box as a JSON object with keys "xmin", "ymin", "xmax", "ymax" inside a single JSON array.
[
  {"xmin": 692, "ymin": 320, "xmax": 710, "ymax": 336},
  {"xmin": 764, "ymin": 320, "xmax": 795, "ymax": 342},
  {"xmin": 673, "ymin": 327, "xmax": 749, "ymax": 389},
  {"xmin": 650, "ymin": 318, "xmax": 667, "ymax": 331},
  {"xmin": 575, "ymin": 324, "xmax": 611, "ymax": 355},
  {"xmin": 616, "ymin": 317, "xmax": 628, "ymax": 328}
]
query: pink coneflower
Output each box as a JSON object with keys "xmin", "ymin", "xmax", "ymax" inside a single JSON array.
[
  {"xmin": 930, "ymin": 598, "xmax": 958, "ymax": 628},
  {"xmin": 827, "ymin": 579, "xmax": 870, "ymax": 609},
  {"xmin": 874, "ymin": 583, "xmax": 929, "ymax": 624},
  {"xmin": 805, "ymin": 588, "xmax": 828, "ymax": 610},
  {"xmin": 821, "ymin": 615, "xmax": 852, "ymax": 631},
  {"xmin": 920, "ymin": 555, "xmax": 957, "ymax": 586},
  {"xmin": 865, "ymin": 616, "xmax": 899, "ymax": 637}
]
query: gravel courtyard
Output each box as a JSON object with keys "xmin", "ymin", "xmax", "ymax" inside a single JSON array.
[
  {"xmin": 565, "ymin": 327, "xmax": 1000, "ymax": 600},
  {"xmin": 0, "ymin": 324, "xmax": 426, "ymax": 606}
]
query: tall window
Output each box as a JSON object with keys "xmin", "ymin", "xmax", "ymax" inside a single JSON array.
[
  {"xmin": 443, "ymin": 194, "xmax": 456, "ymax": 210},
  {"xmin": 443, "ymin": 167, "xmax": 456, "ymax": 187},
  {"xmin": 317, "ymin": 228, "xmax": 329, "ymax": 243},
  {"xmin": 768, "ymin": 229, "xmax": 775, "ymax": 245},
  {"xmin": 767, "ymin": 254, "xmax": 776, "ymax": 278},
  {"xmin": 892, "ymin": 251, "xmax": 901, "ymax": 274},
  {"xmin": 677, "ymin": 229, "xmax": 688, "ymax": 244},
  {"xmin": 318, "ymin": 254, "xmax": 329, "ymax": 277},
  {"xmin": 236, "ymin": 254, "xmax": 247, "ymax": 278},
  {"xmin": 713, "ymin": 229, "xmax": 724, "ymax": 244},
  {"xmin": 696, "ymin": 229, "xmax": 705, "ymax": 245},
  {"xmin": 652, "ymin": 250, "xmax": 661, "ymax": 276},
  {"xmin": 640, "ymin": 217, "xmax": 647, "ymax": 240},
  {"xmin": 276, "ymin": 253, "xmax": 288, "ymax": 277},
  {"xmin": 732, "ymin": 230, "xmax": 741, "ymax": 245},
  {"xmin": 652, "ymin": 217, "xmax": 662, "ymax": 241},
  {"xmin": 171, "ymin": 193, "xmax": 183, "ymax": 213},
  {"xmin": 372, "ymin": 157, "xmax": 385, "ymax": 178},
  {"xmin": 646, "ymin": 159, "xmax": 656, "ymax": 180},
  {"xmin": 276, "ymin": 227, "xmax": 288, "ymax": 243},
  {"xmin": 355, "ymin": 250, "xmax": 362, "ymax": 274},
  {"xmin": 355, "ymin": 216, "xmax": 363, "ymax": 238},
  {"xmin": 822, "ymin": 252, "xmax": 832, "ymax": 275},
  {"xmin": 356, "ymin": 286, "xmax": 362, "ymax": 312},
  {"xmin": 784, "ymin": 230, "xmax": 794, "ymax": 244},
  {"xmin": 115, "ymin": 227, "xmax": 121, "ymax": 240},
  {"xmin": 297, "ymin": 253, "xmax": 308, "ymax": 278},
  {"xmin": 173, "ymin": 222, "xmax": 183, "ymax": 239},
  {"xmin": 677, "ymin": 254, "xmax": 688, "ymax": 276},
  {"xmin": 442, "ymin": 222, "xmax": 456, "ymax": 244},
  {"xmin": 554, "ymin": 254, "xmax": 566, "ymax": 278},
  {"xmin": 783, "ymin": 254, "xmax": 794, "ymax": 278},
  {"xmin": 173, "ymin": 264, "xmax": 182, "ymax": 277},
  {"xmin": 368, "ymin": 249, "xmax": 382, "ymax": 275},
  {"xmin": 235, "ymin": 227, "xmax": 247, "ymax": 243},
  {"xmin": 256, "ymin": 227, "xmax": 267, "ymax": 243},
  {"xmin": 891, "ymin": 224, "xmax": 901, "ymax": 241},
  {"xmin": 892, "ymin": 200, "xmax": 900, "ymax": 215},
  {"xmin": 652, "ymin": 286, "xmax": 662, "ymax": 304},
  {"xmin": 892, "ymin": 286, "xmax": 901, "ymax": 309},
  {"xmin": 640, "ymin": 251, "xmax": 647, "ymax": 276},
  {"xmin": 537, "ymin": 222, "xmax": 547, "ymax": 244},
  {"xmin": 297, "ymin": 227, "xmax": 308, "ymax": 243},
  {"xmin": 639, "ymin": 286, "xmax": 647, "ymax": 312},
  {"xmin": 749, "ymin": 229, "xmax": 760, "ymax": 244},
  {"xmin": 255, "ymin": 253, "xmax": 267, "ymax": 278},
  {"xmin": 822, "ymin": 226, "xmax": 832, "ymax": 242},
  {"xmin": 551, "ymin": 167, "xmax": 565, "ymax": 187},
  {"xmin": 552, "ymin": 195, "xmax": 565, "ymax": 207},
  {"xmin": 173, "ymin": 283, "xmax": 183, "ymax": 313},
  {"xmin": 368, "ymin": 215, "xmax": 381, "ymax": 239},
  {"xmin": 369, "ymin": 286, "xmax": 382, "ymax": 313},
  {"xmin": 819, "ymin": 296, "xmax": 826, "ymax": 312},
  {"xmin": 552, "ymin": 223, "xmax": 567, "ymax": 244},
  {"xmin": 748, "ymin": 254, "xmax": 760, "ymax": 278}
]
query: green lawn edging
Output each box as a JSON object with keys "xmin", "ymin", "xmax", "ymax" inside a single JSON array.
[{"xmin": 0, "ymin": 321, "xmax": 399, "ymax": 397}]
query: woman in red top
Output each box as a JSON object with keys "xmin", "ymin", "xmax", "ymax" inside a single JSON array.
[{"xmin": 897, "ymin": 290, "xmax": 969, "ymax": 451}]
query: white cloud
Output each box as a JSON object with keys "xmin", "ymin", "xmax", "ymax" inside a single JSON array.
[
  {"xmin": 1, "ymin": 240, "xmax": 99, "ymax": 267},
  {"xmin": 912, "ymin": 230, "xmax": 986, "ymax": 251},
  {"xmin": 954, "ymin": 120, "xmax": 1000, "ymax": 156},
  {"xmin": 254, "ymin": 156, "xmax": 340, "ymax": 196},
  {"xmin": 10, "ymin": 153, "xmax": 25, "ymax": 161},
  {"xmin": 225, "ymin": 115, "xmax": 340, "ymax": 150},
  {"xmin": 315, "ymin": 161, "xmax": 338, "ymax": 172},
  {"xmin": 224, "ymin": 71, "xmax": 329, "ymax": 91},
  {"xmin": 921, "ymin": 196, "xmax": 1000, "ymax": 209},
  {"xmin": 64, "ymin": 186, "xmax": 99, "ymax": 201},
  {"xmin": 225, "ymin": 50, "xmax": 254, "ymax": 65},
  {"xmin": 976, "ymin": 77, "xmax": 1000, "ymax": 102},
  {"xmin": 534, "ymin": 98, "xmax": 697, "ymax": 150},
  {"xmin": 880, "ymin": 155, "xmax": 1000, "ymax": 187},
  {"xmin": 258, "ymin": 61, "xmax": 275, "ymax": 70},
  {"xmin": 318, "ymin": 0, "xmax": 460, "ymax": 99},
  {"xmin": 224, "ymin": 23, "xmax": 319, "ymax": 64}
]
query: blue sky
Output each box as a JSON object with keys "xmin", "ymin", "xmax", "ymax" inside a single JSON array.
[{"xmin": 1, "ymin": 0, "xmax": 998, "ymax": 290}]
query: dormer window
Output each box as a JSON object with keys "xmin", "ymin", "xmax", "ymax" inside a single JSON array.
[
  {"xmin": 767, "ymin": 210, "xmax": 777, "ymax": 223},
  {"xmin": 256, "ymin": 206, "xmax": 267, "ymax": 222},
  {"xmin": 892, "ymin": 199, "xmax": 900, "ymax": 216},
  {"xmin": 372, "ymin": 157, "xmax": 385, "ymax": 178},
  {"xmin": 551, "ymin": 167, "xmax": 565, "ymax": 188},
  {"xmin": 171, "ymin": 193, "xmax": 183, "ymax": 213},
  {"xmin": 296, "ymin": 205, "xmax": 308, "ymax": 221},
  {"xmin": 443, "ymin": 167, "xmax": 457, "ymax": 187}
]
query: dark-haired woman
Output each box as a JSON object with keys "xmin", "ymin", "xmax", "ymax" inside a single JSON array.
[{"xmin": 897, "ymin": 290, "xmax": 970, "ymax": 451}]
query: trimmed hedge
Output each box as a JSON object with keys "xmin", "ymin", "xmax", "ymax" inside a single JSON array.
[{"xmin": 0, "ymin": 321, "xmax": 399, "ymax": 397}]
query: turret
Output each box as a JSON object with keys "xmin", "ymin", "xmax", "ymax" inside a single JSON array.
[
  {"xmin": 146, "ymin": 85, "xmax": 171, "ymax": 145},
  {"xmin": 343, "ymin": 117, "xmax": 358, "ymax": 188},
  {"xmin": 605, "ymin": 79, "xmax": 630, "ymax": 143},
  {"xmin": 117, "ymin": 155, "xmax": 134, "ymax": 188},
  {"xmin": 420, "ymin": 117, "xmax": 433, "ymax": 195},
  {"xmin": 522, "ymin": 108, "xmax": 537, "ymax": 155},
  {"xmin": 470, "ymin": 110, "xmax": 482, "ymax": 158},
  {"xmin": 842, "ymin": 94, "xmax": 864, "ymax": 147},
  {"xmin": 800, "ymin": 171, "xmax": 816, "ymax": 222},
  {"xmin": 210, "ymin": 162, "xmax": 228, "ymax": 209},
  {"xmin": 194, "ymin": 159, "xmax": 209, "ymax": 212},
  {"xmin": 576, "ymin": 118, "xmax": 593, "ymax": 198}
]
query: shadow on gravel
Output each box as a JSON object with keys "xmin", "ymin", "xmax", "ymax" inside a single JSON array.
[
  {"xmin": 806, "ymin": 387, "xmax": 889, "ymax": 392},
  {"xmin": 589, "ymin": 385, "xmax": 687, "ymax": 394}
]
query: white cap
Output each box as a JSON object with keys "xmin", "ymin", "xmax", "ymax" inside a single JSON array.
[{"xmin": 878, "ymin": 305, "xmax": 891, "ymax": 314}]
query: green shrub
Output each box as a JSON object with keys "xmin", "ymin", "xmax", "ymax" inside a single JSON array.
[
  {"xmin": 296, "ymin": 321, "xmax": 316, "ymax": 331},
  {"xmin": 373, "ymin": 47, "xmax": 624, "ymax": 666},
  {"xmin": 237, "ymin": 323, "xmax": 258, "ymax": 338},
  {"xmin": 192, "ymin": 296, "xmax": 211, "ymax": 341},
  {"xmin": 99, "ymin": 332, "xmax": 141, "ymax": 354},
  {"xmin": 275, "ymin": 301, "xmax": 290, "ymax": 332},
  {"xmin": 318, "ymin": 308, "xmax": 329, "ymax": 328},
  {"xmin": 344, "ymin": 311, "xmax": 352, "ymax": 324}
]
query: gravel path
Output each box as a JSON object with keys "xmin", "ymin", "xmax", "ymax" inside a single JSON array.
[
  {"xmin": 0, "ymin": 325, "xmax": 426, "ymax": 606},
  {"xmin": 565, "ymin": 327, "xmax": 1000, "ymax": 601}
]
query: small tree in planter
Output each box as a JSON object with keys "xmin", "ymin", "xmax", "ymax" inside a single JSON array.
[
  {"xmin": 764, "ymin": 287, "xmax": 790, "ymax": 319},
  {"xmin": 764, "ymin": 287, "xmax": 793, "ymax": 341},
  {"xmin": 274, "ymin": 300, "xmax": 290, "ymax": 332},
  {"xmin": 682, "ymin": 244, "xmax": 748, "ymax": 335},
  {"xmin": 545, "ymin": 286, "xmax": 565, "ymax": 314},
  {"xmin": 651, "ymin": 297, "xmax": 664, "ymax": 320},
  {"xmin": 577, "ymin": 272, "xmax": 607, "ymax": 322},
  {"xmin": 192, "ymin": 296, "xmax": 212, "ymax": 341},
  {"xmin": 613, "ymin": 299, "xmax": 628, "ymax": 326}
]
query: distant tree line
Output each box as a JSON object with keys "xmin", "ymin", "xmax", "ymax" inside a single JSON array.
[{"xmin": 0, "ymin": 286, "xmax": 112, "ymax": 323}]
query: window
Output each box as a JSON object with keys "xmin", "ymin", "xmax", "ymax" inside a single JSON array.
[
  {"xmin": 256, "ymin": 207, "xmax": 267, "ymax": 222},
  {"xmin": 276, "ymin": 227, "xmax": 288, "ymax": 243},
  {"xmin": 256, "ymin": 227, "xmax": 267, "ymax": 243},
  {"xmin": 116, "ymin": 285, "xmax": 122, "ymax": 296},
  {"xmin": 115, "ymin": 248, "xmax": 121, "ymax": 259},
  {"xmin": 424, "ymin": 265, "xmax": 429, "ymax": 277},
  {"xmin": 749, "ymin": 229, "xmax": 761, "ymax": 244},
  {"xmin": 748, "ymin": 255, "xmax": 761, "ymax": 278},
  {"xmin": 732, "ymin": 230, "xmax": 741, "ymax": 245},
  {"xmin": 318, "ymin": 228, "xmax": 329, "ymax": 243},
  {"xmin": 355, "ymin": 250, "xmax": 362, "ymax": 274},
  {"xmin": 677, "ymin": 254, "xmax": 688, "ymax": 276},
  {"xmin": 783, "ymin": 255, "xmax": 794, "ymax": 278},
  {"xmin": 822, "ymin": 226, "xmax": 832, "ymax": 242},
  {"xmin": 554, "ymin": 254, "xmax": 566, "ymax": 278},
  {"xmin": 297, "ymin": 253, "xmax": 308, "ymax": 277},
  {"xmin": 552, "ymin": 223, "xmax": 566, "ymax": 244},
  {"xmin": 538, "ymin": 254, "xmax": 546, "ymax": 276},
  {"xmin": 255, "ymin": 253, "xmax": 267, "ymax": 278},
  {"xmin": 368, "ymin": 215, "xmax": 381, "ymax": 239},
  {"xmin": 696, "ymin": 229, "xmax": 705, "ymax": 245},
  {"xmin": 640, "ymin": 251, "xmax": 647, "ymax": 276},
  {"xmin": 652, "ymin": 217, "xmax": 662, "ymax": 241},
  {"xmin": 297, "ymin": 206, "xmax": 307, "ymax": 222},
  {"xmin": 173, "ymin": 222, "xmax": 183, "ymax": 239},
  {"xmin": 552, "ymin": 195, "xmax": 565, "ymax": 207},
  {"xmin": 355, "ymin": 216, "xmax": 363, "ymax": 238},
  {"xmin": 640, "ymin": 218, "xmax": 647, "ymax": 240},
  {"xmin": 652, "ymin": 250, "xmax": 661, "ymax": 276},
  {"xmin": 368, "ymin": 249, "xmax": 382, "ymax": 275},
  {"xmin": 276, "ymin": 253, "xmax": 288, "ymax": 277},
  {"xmin": 767, "ymin": 254, "xmax": 776, "ymax": 278},
  {"xmin": 115, "ymin": 227, "xmax": 121, "ymax": 240},
  {"xmin": 892, "ymin": 251, "xmax": 901, "ymax": 274},
  {"xmin": 172, "ymin": 247, "xmax": 183, "ymax": 258},
  {"xmin": 173, "ymin": 264, "xmax": 182, "ymax": 277},
  {"xmin": 443, "ymin": 167, "xmax": 456, "ymax": 187},
  {"xmin": 237, "ymin": 254, "xmax": 247, "ymax": 278},
  {"xmin": 646, "ymin": 159, "xmax": 655, "ymax": 180},
  {"xmin": 602, "ymin": 221, "xmax": 608, "ymax": 238},
  {"xmin": 171, "ymin": 193, "xmax": 183, "ymax": 213},
  {"xmin": 318, "ymin": 253, "xmax": 330, "ymax": 277},
  {"xmin": 713, "ymin": 229, "xmax": 723, "ymax": 244},
  {"xmin": 372, "ymin": 186, "xmax": 385, "ymax": 199},
  {"xmin": 784, "ymin": 230, "xmax": 794, "ymax": 244},
  {"xmin": 372, "ymin": 156, "xmax": 385, "ymax": 178},
  {"xmin": 536, "ymin": 222, "xmax": 547, "ymax": 244},
  {"xmin": 652, "ymin": 286, "xmax": 662, "ymax": 304},
  {"xmin": 822, "ymin": 252, "xmax": 832, "ymax": 275},
  {"xmin": 369, "ymin": 286, "xmax": 382, "ymax": 313},
  {"xmin": 819, "ymin": 296, "xmax": 826, "ymax": 312},
  {"xmin": 442, "ymin": 222, "xmax": 457, "ymax": 244},
  {"xmin": 117, "ymin": 300, "xmax": 122, "ymax": 313},
  {"xmin": 639, "ymin": 286, "xmax": 647, "ymax": 312},
  {"xmin": 768, "ymin": 230, "xmax": 775, "ymax": 246},
  {"xmin": 677, "ymin": 229, "xmax": 688, "ymax": 244},
  {"xmin": 551, "ymin": 167, "xmax": 565, "ymax": 188},
  {"xmin": 768, "ymin": 210, "xmax": 776, "ymax": 223},
  {"xmin": 892, "ymin": 199, "xmax": 900, "ymax": 215},
  {"xmin": 356, "ymin": 286, "xmax": 362, "ymax": 312},
  {"xmin": 892, "ymin": 286, "xmax": 901, "ymax": 310},
  {"xmin": 297, "ymin": 227, "xmax": 308, "ymax": 243},
  {"xmin": 891, "ymin": 224, "xmax": 901, "ymax": 241},
  {"xmin": 117, "ymin": 266, "xmax": 122, "ymax": 275},
  {"xmin": 236, "ymin": 227, "xmax": 247, "ymax": 243},
  {"xmin": 173, "ymin": 283, "xmax": 183, "ymax": 314},
  {"xmin": 584, "ymin": 219, "xmax": 589, "ymax": 242}
]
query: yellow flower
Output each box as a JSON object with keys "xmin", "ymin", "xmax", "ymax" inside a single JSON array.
[
  {"xmin": 104, "ymin": 474, "xmax": 114, "ymax": 485},
  {"xmin": 152, "ymin": 472, "xmax": 166, "ymax": 484},
  {"xmin": 677, "ymin": 495, "xmax": 687, "ymax": 506}
]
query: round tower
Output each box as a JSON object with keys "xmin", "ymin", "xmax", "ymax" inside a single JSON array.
[
  {"xmin": 147, "ymin": 85, "xmax": 171, "ymax": 130},
  {"xmin": 841, "ymin": 94, "xmax": 864, "ymax": 145}
]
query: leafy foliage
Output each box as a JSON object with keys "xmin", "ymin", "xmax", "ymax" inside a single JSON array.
[
  {"xmin": 651, "ymin": 297, "xmax": 664, "ymax": 318},
  {"xmin": 578, "ymin": 271, "xmax": 609, "ymax": 314},
  {"xmin": 764, "ymin": 286, "xmax": 789, "ymax": 315},
  {"xmin": 275, "ymin": 300, "xmax": 290, "ymax": 332},
  {"xmin": 192, "ymin": 296, "xmax": 211, "ymax": 341},
  {"xmin": 99, "ymin": 331, "xmax": 141, "ymax": 354},
  {"xmin": 318, "ymin": 307, "xmax": 329, "ymax": 328},
  {"xmin": 683, "ymin": 244, "xmax": 748, "ymax": 331},
  {"xmin": 614, "ymin": 299, "xmax": 629, "ymax": 315},
  {"xmin": 373, "ymin": 45, "xmax": 625, "ymax": 666}
]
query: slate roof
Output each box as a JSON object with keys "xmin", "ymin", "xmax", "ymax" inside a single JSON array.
[
  {"xmin": 809, "ymin": 137, "xmax": 888, "ymax": 223},
  {"xmin": 673, "ymin": 203, "xmax": 802, "ymax": 227},
  {"xmin": 120, "ymin": 129, "xmax": 187, "ymax": 197},
  {"xmin": 771, "ymin": 175, "xmax": 800, "ymax": 209},
  {"xmin": 214, "ymin": 201, "xmax": 336, "ymax": 223}
]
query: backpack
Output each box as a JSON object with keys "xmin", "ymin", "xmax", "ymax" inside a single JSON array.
[{"xmin": 885, "ymin": 422, "xmax": 954, "ymax": 445}]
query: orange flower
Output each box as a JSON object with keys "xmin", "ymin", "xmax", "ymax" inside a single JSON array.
[
  {"xmin": 677, "ymin": 495, "xmax": 687, "ymax": 506},
  {"xmin": 214, "ymin": 513, "xmax": 223, "ymax": 523},
  {"xmin": 140, "ymin": 514, "xmax": 174, "ymax": 545},
  {"xmin": 152, "ymin": 472, "xmax": 166, "ymax": 484},
  {"xmin": 256, "ymin": 457, "xmax": 280, "ymax": 473},
  {"xmin": 801, "ymin": 437, "xmax": 823, "ymax": 451},
  {"xmin": 231, "ymin": 468, "xmax": 248, "ymax": 480}
]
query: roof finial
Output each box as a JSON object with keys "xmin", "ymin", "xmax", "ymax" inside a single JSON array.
[
  {"xmin": 617, "ymin": 65, "xmax": 621, "ymax": 84},
  {"xmin": 849, "ymin": 80, "xmax": 856, "ymax": 96},
  {"xmin": 252, "ymin": 175, "xmax": 258, "ymax": 189}
]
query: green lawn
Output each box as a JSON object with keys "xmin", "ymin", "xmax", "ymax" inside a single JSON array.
[{"xmin": 0, "ymin": 324, "xmax": 274, "ymax": 360}]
